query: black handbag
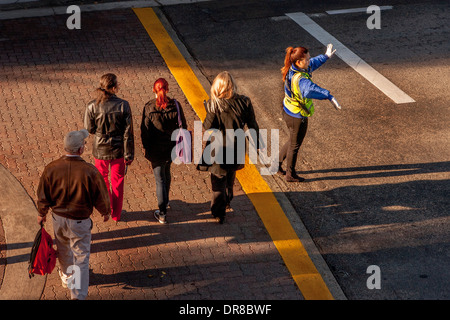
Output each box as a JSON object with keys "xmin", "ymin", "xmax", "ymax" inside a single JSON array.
[
  {"xmin": 196, "ymin": 101, "xmax": 212, "ymax": 171},
  {"xmin": 196, "ymin": 150, "xmax": 211, "ymax": 172}
]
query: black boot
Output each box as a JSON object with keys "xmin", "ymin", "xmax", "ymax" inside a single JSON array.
[
  {"xmin": 277, "ymin": 164, "xmax": 286, "ymax": 176},
  {"xmin": 270, "ymin": 161, "xmax": 286, "ymax": 175},
  {"xmin": 285, "ymin": 171, "xmax": 305, "ymax": 182},
  {"xmin": 215, "ymin": 215, "xmax": 225, "ymax": 224}
]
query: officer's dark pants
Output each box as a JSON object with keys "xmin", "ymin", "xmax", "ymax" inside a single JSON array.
[{"xmin": 279, "ymin": 112, "xmax": 308, "ymax": 176}]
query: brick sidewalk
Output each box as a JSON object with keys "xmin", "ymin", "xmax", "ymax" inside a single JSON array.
[{"xmin": 0, "ymin": 9, "xmax": 303, "ymax": 299}]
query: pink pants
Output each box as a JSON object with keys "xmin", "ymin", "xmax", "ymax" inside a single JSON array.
[{"xmin": 95, "ymin": 158, "xmax": 125, "ymax": 221}]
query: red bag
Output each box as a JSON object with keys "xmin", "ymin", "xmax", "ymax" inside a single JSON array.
[{"xmin": 28, "ymin": 226, "xmax": 57, "ymax": 278}]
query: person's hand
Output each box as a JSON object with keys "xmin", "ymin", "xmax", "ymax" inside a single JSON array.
[
  {"xmin": 331, "ymin": 97, "xmax": 342, "ymax": 110},
  {"xmin": 37, "ymin": 215, "xmax": 46, "ymax": 226},
  {"xmin": 325, "ymin": 43, "xmax": 336, "ymax": 58}
]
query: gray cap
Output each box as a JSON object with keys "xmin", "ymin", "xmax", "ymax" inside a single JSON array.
[{"xmin": 64, "ymin": 129, "xmax": 89, "ymax": 153}]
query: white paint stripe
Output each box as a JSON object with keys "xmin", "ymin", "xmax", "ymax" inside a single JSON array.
[
  {"xmin": 286, "ymin": 12, "xmax": 415, "ymax": 104},
  {"xmin": 326, "ymin": 6, "xmax": 393, "ymax": 15},
  {"xmin": 0, "ymin": 0, "xmax": 211, "ymax": 20}
]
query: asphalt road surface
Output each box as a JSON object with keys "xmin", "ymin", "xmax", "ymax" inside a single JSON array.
[{"xmin": 160, "ymin": 0, "xmax": 450, "ymax": 299}]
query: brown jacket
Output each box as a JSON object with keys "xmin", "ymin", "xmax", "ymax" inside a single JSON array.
[{"xmin": 37, "ymin": 156, "xmax": 111, "ymax": 220}]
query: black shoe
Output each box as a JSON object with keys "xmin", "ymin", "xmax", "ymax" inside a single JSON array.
[
  {"xmin": 214, "ymin": 216, "xmax": 225, "ymax": 224},
  {"xmin": 286, "ymin": 173, "xmax": 305, "ymax": 182}
]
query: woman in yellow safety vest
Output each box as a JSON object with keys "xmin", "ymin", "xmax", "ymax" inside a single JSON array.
[{"xmin": 272, "ymin": 44, "xmax": 341, "ymax": 182}]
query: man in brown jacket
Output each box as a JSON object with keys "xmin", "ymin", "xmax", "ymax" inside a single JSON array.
[{"xmin": 37, "ymin": 129, "xmax": 110, "ymax": 300}]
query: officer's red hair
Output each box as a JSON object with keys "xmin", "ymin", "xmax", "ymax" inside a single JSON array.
[{"xmin": 281, "ymin": 46, "xmax": 309, "ymax": 81}]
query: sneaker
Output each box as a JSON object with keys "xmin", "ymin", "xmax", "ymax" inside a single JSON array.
[{"xmin": 154, "ymin": 210, "xmax": 167, "ymax": 224}]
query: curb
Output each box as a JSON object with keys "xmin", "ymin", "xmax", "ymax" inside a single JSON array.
[
  {"xmin": 0, "ymin": 0, "xmax": 211, "ymax": 20},
  {"xmin": 0, "ymin": 163, "xmax": 46, "ymax": 300},
  {"xmin": 150, "ymin": 7, "xmax": 346, "ymax": 300},
  {"xmin": 0, "ymin": 215, "xmax": 6, "ymax": 291}
]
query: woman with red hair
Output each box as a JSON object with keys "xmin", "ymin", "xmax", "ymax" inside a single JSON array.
[
  {"xmin": 272, "ymin": 44, "xmax": 341, "ymax": 182},
  {"xmin": 141, "ymin": 78, "xmax": 187, "ymax": 224}
]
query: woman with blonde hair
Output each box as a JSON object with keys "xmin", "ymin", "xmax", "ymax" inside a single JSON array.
[{"xmin": 202, "ymin": 71, "xmax": 260, "ymax": 224}]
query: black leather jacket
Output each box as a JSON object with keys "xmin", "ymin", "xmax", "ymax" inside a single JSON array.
[
  {"xmin": 84, "ymin": 95, "xmax": 135, "ymax": 161},
  {"xmin": 202, "ymin": 94, "xmax": 260, "ymax": 177},
  {"xmin": 140, "ymin": 98, "xmax": 187, "ymax": 165}
]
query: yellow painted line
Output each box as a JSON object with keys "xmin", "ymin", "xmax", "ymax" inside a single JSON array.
[
  {"xmin": 132, "ymin": 7, "xmax": 208, "ymax": 121},
  {"xmin": 133, "ymin": 7, "xmax": 334, "ymax": 300}
]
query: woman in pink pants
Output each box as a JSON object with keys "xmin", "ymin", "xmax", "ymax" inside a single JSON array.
[{"xmin": 84, "ymin": 73, "xmax": 135, "ymax": 221}]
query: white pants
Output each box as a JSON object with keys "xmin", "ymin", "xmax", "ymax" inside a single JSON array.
[{"xmin": 52, "ymin": 213, "xmax": 92, "ymax": 300}]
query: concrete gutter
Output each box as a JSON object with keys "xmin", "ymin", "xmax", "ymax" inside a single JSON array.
[
  {"xmin": 0, "ymin": 163, "xmax": 45, "ymax": 300},
  {"xmin": 0, "ymin": 0, "xmax": 212, "ymax": 20}
]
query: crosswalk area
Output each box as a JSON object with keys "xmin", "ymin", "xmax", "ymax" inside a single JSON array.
[{"xmin": 1, "ymin": 0, "xmax": 448, "ymax": 302}]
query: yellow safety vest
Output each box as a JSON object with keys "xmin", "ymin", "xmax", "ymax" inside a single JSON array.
[{"xmin": 283, "ymin": 71, "xmax": 315, "ymax": 117}]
